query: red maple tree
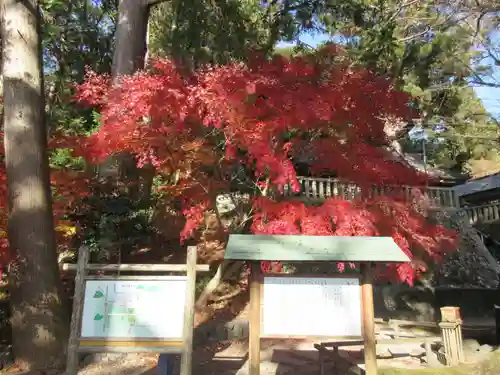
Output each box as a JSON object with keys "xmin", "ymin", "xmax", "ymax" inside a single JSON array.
[
  {"xmin": 0, "ymin": 138, "xmax": 9, "ymax": 266},
  {"xmin": 46, "ymin": 46, "xmax": 459, "ymax": 284}
]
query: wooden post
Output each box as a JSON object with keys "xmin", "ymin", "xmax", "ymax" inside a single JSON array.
[
  {"xmin": 361, "ymin": 262, "xmax": 377, "ymax": 375},
  {"xmin": 180, "ymin": 246, "xmax": 197, "ymax": 375},
  {"xmin": 453, "ymin": 190, "xmax": 460, "ymax": 209},
  {"xmin": 249, "ymin": 261, "xmax": 262, "ymax": 375},
  {"xmin": 495, "ymin": 304, "xmax": 500, "ymax": 345},
  {"xmin": 66, "ymin": 246, "xmax": 90, "ymax": 375},
  {"xmin": 439, "ymin": 307, "xmax": 464, "ymax": 366}
]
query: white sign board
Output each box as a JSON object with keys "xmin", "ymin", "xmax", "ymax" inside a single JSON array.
[
  {"xmin": 262, "ymin": 276, "xmax": 362, "ymax": 337},
  {"xmin": 81, "ymin": 277, "xmax": 187, "ymax": 339}
]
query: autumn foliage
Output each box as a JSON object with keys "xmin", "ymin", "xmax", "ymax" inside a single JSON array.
[
  {"xmin": 0, "ymin": 140, "xmax": 90, "ymax": 265},
  {"xmin": 0, "ymin": 46, "xmax": 459, "ymax": 285},
  {"xmin": 0, "ymin": 144, "xmax": 8, "ymax": 265}
]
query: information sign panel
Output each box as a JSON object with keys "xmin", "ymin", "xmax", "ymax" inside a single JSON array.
[
  {"xmin": 81, "ymin": 277, "xmax": 187, "ymax": 340},
  {"xmin": 262, "ymin": 276, "xmax": 362, "ymax": 337}
]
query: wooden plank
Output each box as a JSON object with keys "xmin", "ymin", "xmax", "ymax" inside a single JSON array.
[
  {"xmin": 78, "ymin": 338, "xmax": 183, "ymax": 353},
  {"xmin": 320, "ymin": 340, "xmax": 364, "ymax": 347},
  {"xmin": 83, "ymin": 275, "xmax": 185, "ymax": 281},
  {"xmin": 374, "ymin": 317, "xmax": 494, "ymax": 330},
  {"xmin": 79, "ymin": 337, "xmax": 182, "ymax": 342},
  {"xmin": 262, "ymin": 334, "xmax": 362, "ymax": 339},
  {"xmin": 361, "ymin": 263, "xmax": 377, "ymax": 375},
  {"xmin": 79, "ymin": 340, "xmax": 183, "ymax": 347},
  {"xmin": 224, "ymin": 235, "xmax": 410, "ymax": 262},
  {"xmin": 61, "ymin": 263, "xmax": 210, "ymax": 272},
  {"xmin": 78, "ymin": 346, "xmax": 183, "ymax": 353},
  {"xmin": 320, "ymin": 337, "xmax": 442, "ymax": 347},
  {"xmin": 66, "ymin": 246, "xmax": 90, "ymax": 375},
  {"xmin": 373, "ymin": 318, "xmax": 438, "ymax": 327},
  {"xmin": 180, "ymin": 246, "xmax": 197, "ymax": 375},
  {"xmin": 249, "ymin": 262, "xmax": 262, "ymax": 375}
]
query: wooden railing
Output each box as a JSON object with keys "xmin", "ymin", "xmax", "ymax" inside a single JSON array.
[
  {"xmin": 463, "ymin": 203, "xmax": 500, "ymax": 225},
  {"xmin": 285, "ymin": 176, "xmax": 460, "ymax": 208},
  {"xmin": 279, "ymin": 176, "xmax": 500, "ymax": 225}
]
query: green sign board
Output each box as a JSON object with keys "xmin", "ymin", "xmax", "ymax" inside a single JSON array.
[{"xmin": 224, "ymin": 235, "xmax": 410, "ymax": 262}]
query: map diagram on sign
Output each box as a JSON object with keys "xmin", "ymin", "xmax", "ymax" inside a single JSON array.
[{"xmin": 80, "ymin": 279, "xmax": 187, "ymax": 339}]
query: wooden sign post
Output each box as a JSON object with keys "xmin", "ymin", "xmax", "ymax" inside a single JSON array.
[
  {"xmin": 224, "ymin": 235, "xmax": 411, "ymax": 375},
  {"xmin": 361, "ymin": 262, "xmax": 377, "ymax": 375},
  {"xmin": 64, "ymin": 246, "xmax": 209, "ymax": 375},
  {"xmin": 249, "ymin": 262, "xmax": 262, "ymax": 375}
]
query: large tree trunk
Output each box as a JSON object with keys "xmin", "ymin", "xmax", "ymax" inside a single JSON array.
[
  {"xmin": 100, "ymin": 0, "xmax": 163, "ymax": 204},
  {"xmin": 1, "ymin": 0, "xmax": 68, "ymax": 370},
  {"xmin": 112, "ymin": 0, "xmax": 150, "ymax": 78}
]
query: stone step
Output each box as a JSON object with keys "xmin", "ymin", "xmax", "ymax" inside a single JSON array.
[
  {"xmin": 387, "ymin": 344, "xmax": 424, "ymax": 357},
  {"xmin": 235, "ymin": 360, "xmax": 295, "ymax": 375}
]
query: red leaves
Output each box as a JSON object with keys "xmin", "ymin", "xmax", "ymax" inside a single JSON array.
[
  {"xmin": 73, "ymin": 68, "xmax": 110, "ymax": 107},
  {"xmin": 308, "ymin": 139, "xmax": 428, "ymax": 188},
  {"xmin": 65, "ymin": 46, "xmax": 459, "ymax": 284},
  {"xmin": 0, "ymin": 159, "xmax": 90, "ymax": 265},
  {"xmin": 0, "ymin": 165, "xmax": 8, "ymax": 265},
  {"xmin": 72, "ymin": 61, "xmax": 193, "ymax": 165},
  {"xmin": 180, "ymin": 200, "xmax": 210, "ymax": 243},
  {"xmin": 261, "ymin": 261, "xmax": 283, "ymax": 273},
  {"xmin": 251, "ymin": 196, "xmax": 458, "ymax": 284},
  {"xmin": 73, "ymin": 46, "xmax": 420, "ymax": 191}
]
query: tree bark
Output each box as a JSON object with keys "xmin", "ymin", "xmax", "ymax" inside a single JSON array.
[
  {"xmin": 102, "ymin": 0, "xmax": 166, "ymax": 204},
  {"xmin": 1, "ymin": 0, "xmax": 68, "ymax": 370},
  {"xmin": 112, "ymin": 0, "xmax": 150, "ymax": 79}
]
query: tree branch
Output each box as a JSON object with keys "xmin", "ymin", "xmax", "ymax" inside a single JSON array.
[
  {"xmin": 387, "ymin": 0, "xmax": 420, "ymax": 23},
  {"xmin": 146, "ymin": 0, "xmax": 167, "ymax": 5},
  {"xmin": 470, "ymin": 79, "xmax": 500, "ymax": 88},
  {"xmin": 398, "ymin": 25, "xmax": 431, "ymax": 42}
]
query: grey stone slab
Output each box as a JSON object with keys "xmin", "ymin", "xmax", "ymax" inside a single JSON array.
[
  {"xmin": 235, "ymin": 360, "xmax": 294, "ymax": 375},
  {"xmin": 387, "ymin": 344, "xmax": 422, "ymax": 356}
]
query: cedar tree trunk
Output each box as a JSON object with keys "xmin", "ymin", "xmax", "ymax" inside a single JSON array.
[{"xmin": 1, "ymin": 0, "xmax": 68, "ymax": 370}]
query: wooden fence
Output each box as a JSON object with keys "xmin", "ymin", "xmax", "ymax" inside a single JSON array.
[
  {"xmin": 285, "ymin": 176, "xmax": 460, "ymax": 208},
  {"xmin": 282, "ymin": 176, "xmax": 500, "ymax": 225},
  {"xmin": 463, "ymin": 202, "xmax": 500, "ymax": 225}
]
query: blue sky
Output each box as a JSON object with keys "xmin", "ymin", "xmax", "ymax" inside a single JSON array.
[
  {"xmin": 474, "ymin": 58, "xmax": 500, "ymax": 120},
  {"xmin": 278, "ymin": 32, "xmax": 500, "ymax": 120}
]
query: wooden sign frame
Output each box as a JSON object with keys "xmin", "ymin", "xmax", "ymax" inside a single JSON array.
[
  {"xmin": 248, "ymin": 262, "xmax": 377, "ymax": 375},
  {"xmin": 259, "ymin": 273, "xmax": 364, "ymax": 340},
  {"xmin": 224, "ymin": 235, "xmax": 410, "ymax": 375},
  {"xmin": 64, "ymin": 246, "xmax": 209, "ymax": 375}
]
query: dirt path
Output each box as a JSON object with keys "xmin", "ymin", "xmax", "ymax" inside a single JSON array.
[
  {"xmin": 74, "ymin": 338, "xmax": 322, "ymax": 375},
  {"xmin": 64, "ymin": 303, "xmax": 499, "ymax": 375}
]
